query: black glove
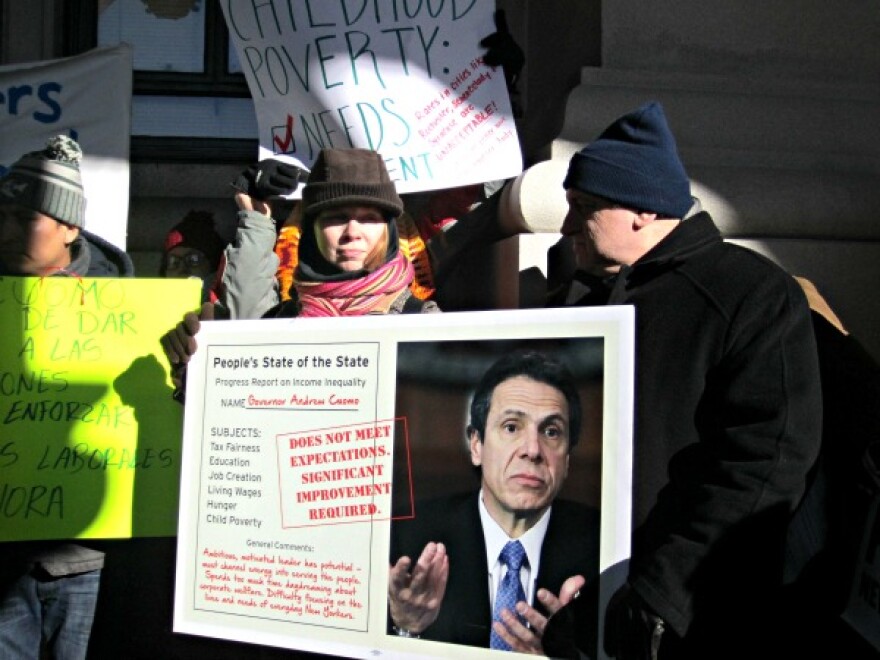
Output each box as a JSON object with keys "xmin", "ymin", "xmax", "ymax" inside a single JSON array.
[
  {"xmin": 231, "ymin": 159, "xmax": 304, "ymax": 200},
  {"xmin": 603, "ymin": 584, "xmax": 666, "ymax": 660},
  {"xmin": 160, "ymin": 302, "xmax": 215, "ymax": 405},
  {"xmin": 479, "ymin": 9, "xmax": 525, "ymax": 92},
  {"xmin": 543, "ymin": 578, "xmax": 599, "ymax": 660}
]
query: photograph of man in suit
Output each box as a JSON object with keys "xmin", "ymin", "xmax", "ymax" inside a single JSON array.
[{"xmin": 388, "ymin": 349, "xmax": 600, "ymax": 653}]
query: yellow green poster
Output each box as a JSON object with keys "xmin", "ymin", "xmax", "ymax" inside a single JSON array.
[{"xmin": 0, "ymin": 276, "xmax": 201, "ymax": 540}]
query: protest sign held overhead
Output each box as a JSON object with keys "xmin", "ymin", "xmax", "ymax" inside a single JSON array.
[{"xmin": 221, "ymin": 0, "xmax": 523, "ymax": 193}]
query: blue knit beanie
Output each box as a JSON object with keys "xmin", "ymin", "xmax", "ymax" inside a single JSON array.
[{"xmin": 563, "ymin": 102, "xmax": 692, "ymax": 218}]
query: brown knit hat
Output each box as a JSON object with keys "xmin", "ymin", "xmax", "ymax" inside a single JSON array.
[
  {"xmin": 301, "ymin": 148, "xmax": 403, "ymax": 220},
  {"xmin": 0, "ymin": 135, "xmax": 86, "ymax": 227}
]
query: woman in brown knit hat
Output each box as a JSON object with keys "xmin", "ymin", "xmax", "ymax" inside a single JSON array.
[
  {"xmin": 162, "ymin": 148, "xmax": 438, "ymax": 394},
  {"xmin": 275, "ymin": 147, "xmax": 438, "ymax": 317}
]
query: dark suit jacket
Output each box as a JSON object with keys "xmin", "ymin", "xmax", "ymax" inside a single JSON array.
[{"xmin": 389, "ymin": 491, "xmax": 600, "ymax": 648}]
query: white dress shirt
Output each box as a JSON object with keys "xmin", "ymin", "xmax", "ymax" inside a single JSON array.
[{"xmin": 477, "ymin": 488, "xmax": 552, "ymax": 610}]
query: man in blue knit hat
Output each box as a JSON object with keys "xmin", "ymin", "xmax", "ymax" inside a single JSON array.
[{"xmin": 556, "ymin": 102, "xmax": 822, "ymax": 660}]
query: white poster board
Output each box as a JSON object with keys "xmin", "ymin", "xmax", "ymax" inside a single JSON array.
[
  {"xmin": 174, "ymin": 307, "xmax": 634, "ymax": 659},
  {"xmin": 221, "ymin": 0, "xmax": 522, "ymax": 193},
  {"xmin": 0, "ymin": 45, "xmax": 133, "ymax": 250}
]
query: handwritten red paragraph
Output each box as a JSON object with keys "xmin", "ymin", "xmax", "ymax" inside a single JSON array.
[
  {"xmin": 279, "ymin": 420, "xmax": 395, "ymax": 527},
  {"xmin": 199, "ymin": 547, "xmax": 365, "ymax": 623},
  {"xmin": 413, "ymin": 56, "xmax": 514, "ymax": 167}
]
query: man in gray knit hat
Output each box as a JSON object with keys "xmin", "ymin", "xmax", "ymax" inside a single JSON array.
[
  {"xmin": 0, "ymin": 135, "xmax": 132, "ymax": 277},
  {"xmin": 0, "ymin": 135, "xmax": 133, "ymax": 660}
]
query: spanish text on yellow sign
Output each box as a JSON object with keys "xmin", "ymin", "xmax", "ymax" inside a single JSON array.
[{"xmin": 0, "ymin": 276, "xmax": 201, "ymax": 540}]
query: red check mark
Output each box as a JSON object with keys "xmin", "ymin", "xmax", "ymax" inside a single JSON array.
[{"xmin": 272, "ymin": 114, "xmax": 295, "ymax": 153}]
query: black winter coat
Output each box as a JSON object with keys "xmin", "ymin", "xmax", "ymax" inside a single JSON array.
[{"xmin": 569, "ymin": 212, "xmax": 822, "ymax": 655}]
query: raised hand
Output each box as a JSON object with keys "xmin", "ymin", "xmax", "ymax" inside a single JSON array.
[
  {"xmin": 388, "ymin": 542, "xmax": 449, "ymax": 635},
  {"xmin": 231, "ymin": 159, "xmax": 304, "ymax": 201},
  {"xmin": 479, "ymin": 9, "xmax": 525, "ymax": 92},
  {"xmin": 491, "ymin": 574, "xmax": 586, "ymax": 655}
]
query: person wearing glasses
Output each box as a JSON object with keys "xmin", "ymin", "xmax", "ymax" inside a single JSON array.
[{"xmin": 160, "ymin": 210, "xmax": 228, "ymax": 302}]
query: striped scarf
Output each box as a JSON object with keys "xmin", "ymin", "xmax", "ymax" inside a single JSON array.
[{"xmin": 295, "ymin": 252, "xmax": 415, "ymax": 317}]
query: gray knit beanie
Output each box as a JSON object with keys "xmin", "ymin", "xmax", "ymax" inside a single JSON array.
[
  {"xmin": 301, "ymin": 148, "xmax": 403, "ymax": 220},
  {"xmin": 0, "ymin": 135, "xmax": 86, "ymax": 227}
]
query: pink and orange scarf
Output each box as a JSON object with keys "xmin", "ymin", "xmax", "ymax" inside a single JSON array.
[{"xmin": 294, "ymin": 251, "xmax": 415, "ymax": 317}]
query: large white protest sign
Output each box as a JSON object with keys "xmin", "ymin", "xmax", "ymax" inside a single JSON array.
[
  {"xmin": 0, "ymin": 45, "xmax": 132, "ymax": 249},
  {"xmin": 221, "ymin": 0, "xmax": 522, "ymax": 193},
  {"xmin": 174, "ymin": 307, "xmax": 634, "ymax": 659}
]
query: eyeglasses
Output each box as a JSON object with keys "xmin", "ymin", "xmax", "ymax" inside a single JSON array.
[{"xmin": 166, "ymin": 252, "xmax": 207, "ymax": 270}]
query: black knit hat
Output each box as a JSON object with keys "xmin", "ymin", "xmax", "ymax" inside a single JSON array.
[
  {"xmin": 0, "ymin": 135, "xmax": 86, "ymax": 227},
  {"xmin": 302, "ymin": 148, "xmax": 403, "ymax": 220},
  {"xmin": 563, "ymin": 102, "xmax": 692, "ymax": 219}
]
